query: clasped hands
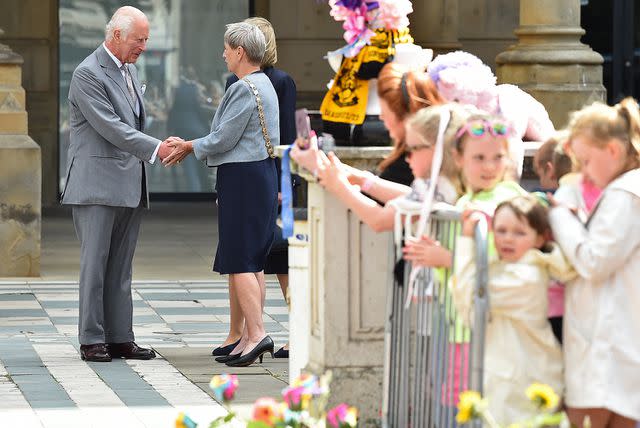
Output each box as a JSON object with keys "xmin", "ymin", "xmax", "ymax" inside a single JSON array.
[{"xmin": 157, "ymin": 136, "xmax": 193, "ymax": 166}]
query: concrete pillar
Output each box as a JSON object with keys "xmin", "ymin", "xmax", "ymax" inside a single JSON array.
[
  {"xmin": 284, "ymin": 147, "xmax": 393, "ymax": 424},
  {"xmin": 411, "ymin": 0, "xmax": 462, "ymax": 55},
  {"xmin": 0, "ymin": 29, "xmax": 41, "ymax": 277},
  {"xmin": 496, "ymin": 0, "xmax": 606, "ymax": 128}
]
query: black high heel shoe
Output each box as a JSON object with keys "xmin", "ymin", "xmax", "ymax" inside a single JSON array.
[
  {"xmin": 215, "ymin": 353, "xmax": 241, "ymax": 363},
  {"xmin": 273, "ymin": 346, "xmax": 289, "ymax": 359},
  {"xmin": 212, "ymin": 339, "xmax": 240, "ymax": 356},
  {"xmin": 225, "ymin": 336, "xmax": 274, "ymax": 367}
]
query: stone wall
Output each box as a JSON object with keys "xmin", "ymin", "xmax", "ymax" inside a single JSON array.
[
  {"xmin": 0, "ymin": 36, "xmax": 42, "ymax": 277},
  {"xmin": 0, "ymin": 0, "xmax": 58, "ymax": 207}
]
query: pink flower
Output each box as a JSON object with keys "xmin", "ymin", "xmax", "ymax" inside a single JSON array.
[
  {"xmin": 371, "ymin": 0, "xmax": 413, "ymax": 29},
  {"xmin": 282, "ymin": 385, "xmax": 311, "ymax": 411},
  {"xmin": 209, "ymin": 374, "xmax": 239, "ymax": 403},
  {"xmin": 343, "ymin": 12, "xmax": 368, "ymax": 44},
  {"xmin": 327, "ymin": 403, "xmax": 358, "ymax": 427}
]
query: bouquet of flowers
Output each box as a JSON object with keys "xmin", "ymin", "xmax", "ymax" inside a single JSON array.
[
  {"xmin": 175, "ymin": 372, "xmax": 359, "ymax": 428},
  {"xmin": 328, "ymin": 0, "xmax": 413, "ymax": 56}
]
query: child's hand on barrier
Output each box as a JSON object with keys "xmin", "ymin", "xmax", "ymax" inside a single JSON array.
[
  {"xmin": 317, "ymin": 152, "xmax": 350, "ymax": 192},
  {"xmin": 341, "ymin": 162, "xmax": 371, "ymax": 187},
  {"xmin": 461, "ymin": 210, "xmax": 484, "ymax": 237},
  {"xmin": 403, "ymin": 235, "xmax": 453, "ymax": 268}
]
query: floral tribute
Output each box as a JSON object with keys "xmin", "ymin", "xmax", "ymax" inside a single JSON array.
[
  {"xmin": 328, "ymin": 0, "xmax": 413, "ymax": 55},
  {"xmin": 321, "ymin": 0, "xmax": 415, "ymax": 126},
  {"xmin": 175, "ymin": 372, "xmax": 359, "ymax": 428}
]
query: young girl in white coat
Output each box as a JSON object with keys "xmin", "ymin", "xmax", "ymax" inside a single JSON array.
[
  {"xmin": 549, "ymin": 97, "xmax": 640, "ymax": 428},
  {"xmin": 452, "ymin": 196, "xmax": 575, "ymax": 425}
]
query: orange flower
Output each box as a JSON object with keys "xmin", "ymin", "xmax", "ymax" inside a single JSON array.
[{"xmin": 252, "ymin": 397, "xmax": 284, "ymax": 426}]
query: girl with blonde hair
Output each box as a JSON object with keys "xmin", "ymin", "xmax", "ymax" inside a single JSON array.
[{"xmin": 549, "ymin": 97, "xmax": 640, "ymax": 428}]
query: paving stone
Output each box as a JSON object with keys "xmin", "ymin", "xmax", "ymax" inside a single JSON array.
[{"xmin": 0, "ymin": 279, "xmax": 288, "ymax": 426}]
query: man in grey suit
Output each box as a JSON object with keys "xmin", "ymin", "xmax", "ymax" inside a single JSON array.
[{"xmin": 62, "ymin": 6, "xmax": 174, "ymax": 362}]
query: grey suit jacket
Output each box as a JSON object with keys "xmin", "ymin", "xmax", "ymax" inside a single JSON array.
[{"xmin": 61, "ymin": 44, "xmax": 160, "ymax": 208}]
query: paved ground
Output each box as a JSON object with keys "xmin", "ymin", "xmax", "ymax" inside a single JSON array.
[{"xmin": 0, "ymin": 203, "xmax": 290, "ymax": 427}]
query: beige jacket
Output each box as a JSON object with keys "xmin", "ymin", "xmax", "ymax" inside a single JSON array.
[
  {"xmin": 550, "ymin": 168, "xmax": 640, "ymax": 420},
  {"xmin": 452, "ymin": 237, "xmax": 575, "ymax": 425}
]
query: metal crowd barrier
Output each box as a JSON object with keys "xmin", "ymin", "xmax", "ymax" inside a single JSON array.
[{"xmin": 382, "ymin": 208, "xmax": 489, "ymax": 428}]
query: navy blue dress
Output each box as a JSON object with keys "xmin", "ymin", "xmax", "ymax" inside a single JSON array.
[
  {"xmin": 213, "ymin": 157, "xmax": 278, "ymax": 274},
  {"xmin": 226, "ymin": 67, "xmax": 297, "ymax": 274}
]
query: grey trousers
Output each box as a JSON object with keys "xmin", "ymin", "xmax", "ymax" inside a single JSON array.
[{"xmin": 72, "ymin": 204, "xmax": 143, "ymax": 345}]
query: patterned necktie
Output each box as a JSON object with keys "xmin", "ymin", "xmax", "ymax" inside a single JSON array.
[{"xmin": 121, "ymin": 64, "xmax": 136, "ymax": 103}]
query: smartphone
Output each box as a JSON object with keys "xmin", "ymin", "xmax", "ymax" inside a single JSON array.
[{"xmin": 295, "ymin": 108, "xmax": 312, "ymax": 139}]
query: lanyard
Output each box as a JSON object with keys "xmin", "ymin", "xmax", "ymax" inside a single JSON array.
[{"xmin": 281, "ymin": 145, "xmax": 294, "ymax": 239}]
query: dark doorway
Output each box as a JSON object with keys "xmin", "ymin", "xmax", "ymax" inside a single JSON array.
[{"xmin": 581, "ymin": 0, "xmax": 639, "ymax": 103}]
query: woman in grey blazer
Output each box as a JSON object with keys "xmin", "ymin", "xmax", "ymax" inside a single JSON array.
[{"xmin": 164, "ymin": 22, "xmax": 278, "ymax": 367}]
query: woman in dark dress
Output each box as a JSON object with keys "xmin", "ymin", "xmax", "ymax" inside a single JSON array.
[
  {"xmin": 221, "ymin": 17, "xmax": 297, "ymax": 359},
  {"xmin": 163, "ymin": 22, "xmax": 279, "ymax": 367}
]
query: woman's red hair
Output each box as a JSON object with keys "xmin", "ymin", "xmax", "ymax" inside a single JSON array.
[{"xmin": 377, "ymin": 62, "xmax": 445, "ymax": 171}]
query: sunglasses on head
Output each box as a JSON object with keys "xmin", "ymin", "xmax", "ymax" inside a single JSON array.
[{"xmin": 455, "ymin": 119, "xmax": 511, "ymax": 140}]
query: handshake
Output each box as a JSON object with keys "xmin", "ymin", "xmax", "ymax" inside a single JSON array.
[{"xmin": 158, "ymin": 136, "xmax": 193, "ymax": 166}]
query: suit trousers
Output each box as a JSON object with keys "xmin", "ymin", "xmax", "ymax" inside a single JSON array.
[{"xmin": 72, "ymin": 204, "xmax": 143, "ymax": 345}]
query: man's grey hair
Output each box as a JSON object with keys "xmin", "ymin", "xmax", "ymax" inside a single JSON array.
[
  {"xmin": 224, "ymin": 22, "xmax": 266, "ymax": 65},
  {"xmin": 105, "ymin": 6, "xmax": 145, "ymax": 41}
]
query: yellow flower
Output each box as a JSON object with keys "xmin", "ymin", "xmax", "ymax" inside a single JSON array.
[
  {"xmin": 456, "ymin": 390, "xmax": 483, "ymax": 424},
  {"xmin": 526, "ymin": 383, "xmax": 559, "ymax": 411},
  {"xmin": 175, "ymin": 412, "xmax": 197, "ymax": 428}
]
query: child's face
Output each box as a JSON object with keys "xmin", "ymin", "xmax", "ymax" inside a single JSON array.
[
  {"xmin": 455, "ymin": 134, "xmax": 508, "ymax": 192},
  {"xmin": 493, "ymin": 207, "xmax": 545, "ymax": 262},
  {"xmin": 571, "ymin": 135, "xmax": 624, "ymax": 189},
  {"xmin": 404, "ymin": 125, "xmax": 434, "ymax": 179}
]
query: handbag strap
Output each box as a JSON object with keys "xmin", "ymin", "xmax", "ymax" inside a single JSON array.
[{"xmin": 242, "ymin": 76, "xmax": 276, "ymax": 159}]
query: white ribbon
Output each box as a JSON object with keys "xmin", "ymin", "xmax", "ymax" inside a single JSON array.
[{"xmin": 403, "ymin": 108, "xmax": 451, "ymax": 309}]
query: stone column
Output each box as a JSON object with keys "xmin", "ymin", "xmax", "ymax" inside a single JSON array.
[
  {"xmin": 0, "ymin": 29, "xmax": 41, "ymax": 277},
  {"xmin": 282, "ymin": 147, "xmax": 393, "ymax": 424},
  {"xmin": 411, "ymin": 0, "xmax": 461, "ymax": 55},
  {"xmin": 496, "ymin": 0, "xmax": 606, "ymax": 128}
]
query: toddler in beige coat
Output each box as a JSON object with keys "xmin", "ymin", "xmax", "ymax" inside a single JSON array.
[{"xmin": 453, "ymin": 196, "xmax": 575, "ymax": 425}]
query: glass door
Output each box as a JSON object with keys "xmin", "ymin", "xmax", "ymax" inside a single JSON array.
[{"xmin": 59, "ymin": 0, "xmax": 249, "ymax": 195}]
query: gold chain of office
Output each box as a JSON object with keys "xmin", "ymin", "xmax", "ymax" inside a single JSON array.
[{"xmin": 243, "ymin": 77, "xmax": 276, "ymax": 159}]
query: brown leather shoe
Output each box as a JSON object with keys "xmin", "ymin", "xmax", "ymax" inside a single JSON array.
[
  {"xmin": 80, "ymin": 343, "xmax": 111, "ymax": 362},
  {"xmin": 107, "ymin": 342, "xmax": 156, "ymax": 360}
]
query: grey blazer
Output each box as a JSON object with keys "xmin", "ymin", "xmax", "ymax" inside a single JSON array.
[
  {"xmin": 61, "ymin": 44, "xmax": 160, "ymax": 208},
  {"xmin": 192, "ymin": 72, "xmax": 279, "ymax": 166}
]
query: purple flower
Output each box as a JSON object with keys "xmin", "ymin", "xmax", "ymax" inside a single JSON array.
[{"xmin": 335, "ymin": 0, "xmax": 365, "ymax": 10}]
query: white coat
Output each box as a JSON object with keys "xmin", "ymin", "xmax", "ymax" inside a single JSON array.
[
  {"xmin": 550, "ymin": 168, "xmax": 640, "ymax": 420},
  {"xmin": 452, "ymin": 237, "xmax": 575, "ymax": 425}
]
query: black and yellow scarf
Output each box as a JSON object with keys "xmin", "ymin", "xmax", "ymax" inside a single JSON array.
[{"xmin": 320, "ymin": 28, "xmax": 413, "ymax": 125}]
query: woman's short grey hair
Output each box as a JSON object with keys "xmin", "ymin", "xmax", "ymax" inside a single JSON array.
[{"xmin": 224, "ymin": 22, "xmax": 266, "ymax": 65}]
